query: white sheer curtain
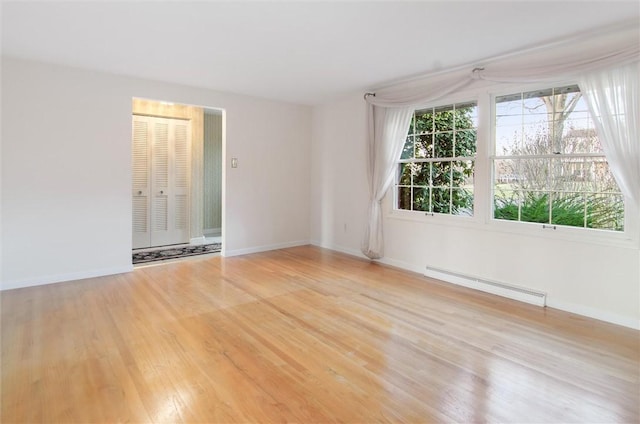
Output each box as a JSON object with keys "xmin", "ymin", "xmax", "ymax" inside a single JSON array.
[
  {"xmin": 362, "ymin": 78, "xmax": 474, "ymax": 259},
  {"xmin": 365, "ymin": 25, "xmax": 639, "ymax": 108},
  {"xmin": 579, "ymin": 61, "xmax": 640, "ymax": 209},
  {"xmin": 362, "ymin": 104, "xmax": 413, "ymax": 259},
  {"xmin": 360, "ymin": 22, "xmax": 638, "ymax": 259}
]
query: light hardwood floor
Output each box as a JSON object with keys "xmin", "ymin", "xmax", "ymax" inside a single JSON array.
[{"xmin": 2, "ymin": 246, "xmax": 639, "ymax": 423}]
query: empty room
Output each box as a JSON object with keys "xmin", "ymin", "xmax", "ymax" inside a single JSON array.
[{"xmin": 1, "ymin": 1, "xmax": 639, "ymax": 423}]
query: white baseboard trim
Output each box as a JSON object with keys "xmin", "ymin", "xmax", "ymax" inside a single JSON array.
[
  {"xmin": 190, "ymin": 236, "xmax": 207, "ymax": 245},
  {"xmin": 377, "ymin": 256, "xmax": 427, "ymax": 274},
  {"xmin": 309, "ymin": 241, "xmax": 638, "ymax": 330},
  {"xmin": 423, "ymin": 266, "xmax": 547, "ymax": 307},
  {"xmin": 546, "ymin": 298, "xmax": 640, "ymax": 330},
  {"xmin": 309, "ymin": 241, "xmax": 426, "ymax": 274},
  {"xmin": 421, "ymin": 266, "xmax": 638, "ymax": 329},
  {"xmin": 1, "ymin": 265, "xmax": 134, "ymax": 291},
  {"xmin": 309, "ymin": 240, "xmax": 369, "ymax": 260},
  {"xmin": 223, "ymin": 240, "xmax": 309, "ymax": 257}
]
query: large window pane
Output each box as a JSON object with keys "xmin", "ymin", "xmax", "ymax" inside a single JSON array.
[
  {"xmin": 492, "ymin": 84, "xmax": 623, "ymax": 231},
  {"xmin": 397, "ymin": 101, "xmax": 476, "ymax": 216}
]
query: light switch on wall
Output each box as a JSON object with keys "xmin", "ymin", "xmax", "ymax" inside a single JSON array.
[{"xmin": 231, "ymin": 157, "xmax": 238, "ymax": 168}]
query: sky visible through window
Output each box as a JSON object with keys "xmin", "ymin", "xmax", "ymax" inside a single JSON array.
[{"xmin": 495, "ymin": 89, "xmax": 596, "ymax": 156}]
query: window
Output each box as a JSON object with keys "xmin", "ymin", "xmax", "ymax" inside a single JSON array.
[
  {"xmin": 396, "ymin": 102, "xmax": 477, "ymax": 215},
  {"xmin": 493, "ymin": 85, "xmax": 624, "ymax": 231}
]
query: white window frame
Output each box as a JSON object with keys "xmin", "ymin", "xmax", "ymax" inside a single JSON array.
[
  {"xmin": 392, "ymin": 95, "xmax": 481, "ymax": 223},
  {"xmin": 491, "ymin": 83, "xmax": 625, "ymax": 232},
  {"xmin": 386, "ymin": 80, "xmax": 639, "ymax": 249}
]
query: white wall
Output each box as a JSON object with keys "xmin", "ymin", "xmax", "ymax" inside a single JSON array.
[
  {"xmin": 310, "ymin": 92, "xmax": 640, "ymax": 329},
  {"xmin": 310, "ymin": 93, "xmax": 369, "ymax": 251},
  {"xmin": 1, "ymin": 57, "xmax": 311, "ymax": 289}
]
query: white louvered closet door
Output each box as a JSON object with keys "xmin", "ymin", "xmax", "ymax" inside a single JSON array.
[
  {"xmin": 132, "ymin": 115, "xmax": 191, "ymax": 249},
  {"xmin": 132, "ymin": 117, "xmax": 151, "ymax": 249}
]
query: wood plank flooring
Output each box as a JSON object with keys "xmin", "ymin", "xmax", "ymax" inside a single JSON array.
[{"xmin": 2, "ymin": 245, "xmax": 639, "ymax": 423}]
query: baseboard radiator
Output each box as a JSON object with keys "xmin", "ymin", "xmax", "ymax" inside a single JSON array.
[{"xmin": 424, "ymin": 266, "xmax": 547, "ymax": 307}]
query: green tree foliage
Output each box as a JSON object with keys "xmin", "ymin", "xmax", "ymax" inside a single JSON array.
[{"xmin": 400, "ymin": 104, "xmax": 476, "ymax": 214}]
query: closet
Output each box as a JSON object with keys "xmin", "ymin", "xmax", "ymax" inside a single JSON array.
[{"xmin": 132, "ymin": 115, "xmax": 191, "ymax": 249}]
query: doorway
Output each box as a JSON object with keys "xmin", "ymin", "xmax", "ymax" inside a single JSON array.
[{"xmin": 131, "ymin": 98, "xmax": 223, "ymax": 256}]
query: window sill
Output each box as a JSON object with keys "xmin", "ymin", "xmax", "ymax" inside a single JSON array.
[
  {"xmin": 386, "ymin": 208, "xmax": 639, "ymax": 250},
  {"xmin": 387, "ymin": 208, "xmax": 479, "ymax": 229},
  {"xmin": 485, "ymin": 218, "xmax": 639, "ymax": 250}
]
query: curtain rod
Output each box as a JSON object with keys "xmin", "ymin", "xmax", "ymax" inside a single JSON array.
[{"xmin": 368, "ymin": 18, "xmax": 639, "ymax": 93}]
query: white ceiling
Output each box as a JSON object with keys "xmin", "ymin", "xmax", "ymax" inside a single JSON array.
[{"xmin": 2, "ymin": 1, "xmax": 639, "ymax": 105}]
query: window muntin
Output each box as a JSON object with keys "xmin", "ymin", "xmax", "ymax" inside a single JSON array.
[
  {"xmin": 396, "ymin": 102, "xmax": 477, "ymax": 216},
  {"xmin": 493, "ymin": 85, "xmax": 624, "ymax": 231}
]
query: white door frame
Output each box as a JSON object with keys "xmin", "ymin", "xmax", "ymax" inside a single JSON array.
[{"xmin": 131, "ymin": 98, "xmax": 226, "ymax": 256}]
